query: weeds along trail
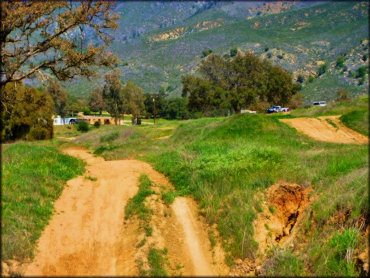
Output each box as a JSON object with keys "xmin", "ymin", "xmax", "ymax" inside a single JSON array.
[
  {"xmin": 280, "ymin": 115, "xmax": 368, "ymax": 144},
  {"xmin": 24, "ymin": 147, "xmax": 228, "ymax": 276}
]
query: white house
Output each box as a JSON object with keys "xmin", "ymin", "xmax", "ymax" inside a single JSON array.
[{"xmin": 53, "ymin": 116, "xmax": 77, "ymax": 125}]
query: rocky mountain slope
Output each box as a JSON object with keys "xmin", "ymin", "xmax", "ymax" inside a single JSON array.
[{"xmin": 63, "ymin": 1, "xmax": 368, "ymax": 104}]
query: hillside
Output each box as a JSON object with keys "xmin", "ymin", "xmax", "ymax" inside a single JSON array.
[{"xmin": 63, "ymin": 1, "xmax": 368, "ymax": 104}]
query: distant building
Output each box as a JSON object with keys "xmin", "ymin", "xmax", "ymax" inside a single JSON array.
[{"xmin": 53, "ymin": 115, "xmax": 125, "ymax": 125}]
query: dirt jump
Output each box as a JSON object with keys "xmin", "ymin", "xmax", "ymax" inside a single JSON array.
[
  {"xmin": 280, "ymin": 115, "xmax": 368, "ymax": 144},
  {"xmin": 24, "ymin": 147, "xmax": 228, "ymax": 276}
]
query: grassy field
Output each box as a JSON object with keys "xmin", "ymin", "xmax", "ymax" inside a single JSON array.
[
  {"xmin": 57, "ymin": 96, "xmax": 368, "ymax": 275},
  {"xmin": 3, "ymin": 95, "xmax": 367, "ymax": 275},
  {"xmin": 1, "ymin": 143, "xmax": 85, "ymax": 262}
]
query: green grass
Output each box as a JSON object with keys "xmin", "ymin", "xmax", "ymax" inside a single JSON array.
[
  {"xmin": 2, "ymin": 142, "xmax": 85, "ymax": 261},
  {"xmin": 147, "ymin": 248, "xmax": 169, "ymax": 277},
  {"xmin": 57, "ymin": 95, "xmax": 368, "ymax": 275},
  {"xmin": 340, "ymin": 109, "xmax": 369, "ymax": 136},
  {"xmin": 263, "ymin": 249, "xmax": 305, "ymax": 276},
  {"xmin": 124, "ymin": 174, "xmax": 155, "ymax": 221}
]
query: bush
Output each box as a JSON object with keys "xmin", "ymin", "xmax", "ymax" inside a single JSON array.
[
  {"xmin": 77, "ymin": 121, "xmax": 89, "ymax": 132},
  {"xmin": 267, "ymin": 53, "xmax": 272, "ymax": 59},
  {"xmin": 94, "ymin": 121, "xmax": 101, "ymax": 128},
  {"xmin": 297, "ymin": 75, "xmax": 304, "ymax": 83},
  {"xmin": 336, "ymin": 89, "xmax": 351, "ymax": 102},
  {"xmin": 336, "ymin": 56, "xmax": 344, "ymax": 68},
  {"xmin": 308, "ymin": 75, "xmax": 315, "ymax": 83},
  {"xmin": 26, "ymin": 126, "xmax": 53, "ymax": 141},
  {"xmin": 82, "ymin": 106, "xmax": 91, "ymax": 115},
  {"xmin": 202, "ymin": 48, "xmax": 213, "ymax": 58},
  {"xmin": 355, "ymin": 66, "xmax": 367, "ymax": 79},
  {"xmin": 230, "ymin": 48, "xmax": 238, "ymax": 57},
  {"xmin": 317, "ymin": 63, "xmax": 328, "ymax": 76}
]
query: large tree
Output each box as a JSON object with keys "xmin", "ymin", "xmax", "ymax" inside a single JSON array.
[
  {"xmin": 182, "ymin": 51, "xmax": 298, "ymax": 114},
  {"xmin": 46, "ymin": 79, "xmax": 68, "ymax": 122},
  {"xmin": 102, "ymin": 69, "xmax": 125, "ymax": 125},
  {"xmin": 0, "ymin": 1, "xmax": 119, "ymax": 90},
  {"xmin": 1, "ymin": 82, "xmax": 54, "ymax": 141},
  {"xmin": 121, "ymin": 81, "xmax": 145, "ymax": 124},
  {"xmin": 88, "ymin": 88, "xmax": 105, "ymax": 115}
]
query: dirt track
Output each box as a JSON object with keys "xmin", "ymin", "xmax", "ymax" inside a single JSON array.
[
  {"xmin": 24, "ymin": 147, "xmax": 227, "ymax": 276},
  {"xmin": 281, "ymin": 115, "xmax": 368, "ymax": 144}
]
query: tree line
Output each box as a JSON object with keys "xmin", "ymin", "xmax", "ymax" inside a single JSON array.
[{"xmin": 182, "ymin": 51, "xmax": 301, "ymax": 115}]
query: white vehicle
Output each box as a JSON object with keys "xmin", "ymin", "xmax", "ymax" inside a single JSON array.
[
  {"xmin": 281, "ymin": 107, "xmax": 291, "ymax": 112},
  {"xmin": 313, "ymin": 101, "xmax": 327, "ymax": 106}
]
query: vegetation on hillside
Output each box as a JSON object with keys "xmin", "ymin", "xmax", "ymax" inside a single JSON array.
[
  {"xmin": 62, "ymin": 95, "xmax": 369, "ymax": 275},
  {"xmin": 182, "ymin": 51, "xmax": 299, "ymax": 114},
  {"xmin": 2, "ymin": 143, "xmax": 85, "ymax": 261}
]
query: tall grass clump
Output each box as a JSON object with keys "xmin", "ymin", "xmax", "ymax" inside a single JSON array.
[{"xmin": 2, "ymin": 142, "xmax": 85, "ymax": 261}]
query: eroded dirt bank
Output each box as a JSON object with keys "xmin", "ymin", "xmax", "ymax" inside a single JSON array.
[
  {"xmin": 231, "ymin": 182, "xmax": 311, "ymax": 276},
  {"xmin": 22, "ymin": 147, "xmax": 227, "ymax": 276},
  {"xmin": 280, "ymin": 115, "xmax": 368, "ymax": 144}
]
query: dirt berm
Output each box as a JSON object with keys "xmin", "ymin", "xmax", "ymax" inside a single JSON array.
[{"xmin": 19, "ymin": 147, "xmax": 228, "ymax": 276}]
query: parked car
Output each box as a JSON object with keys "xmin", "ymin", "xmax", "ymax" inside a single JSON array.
[
  {"xmin": 313, "ymin": 101, "xmax": 327, "ymax": 106},
  {"xmin": 281, "ymin": 107, "xmax": 291, "ymax": 112},
  {"xmin": 266, "ymin": 106, "xmax": 282, "ymax": 113},
  {"xmin": 69, "ymin": 118, "xmax": 87, "ymax": 124}
]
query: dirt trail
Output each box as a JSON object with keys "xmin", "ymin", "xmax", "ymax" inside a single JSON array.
[
  {"xmin": 24, "ymin": 147, "xmax": 226, "ymax": 276},
  {"xmin": 281, "ymin": 115, "xmax": 368, "ymax": 144}
]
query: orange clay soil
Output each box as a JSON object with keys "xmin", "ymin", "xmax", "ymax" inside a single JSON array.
[
  {"xmin": 22, "ymin": 146, "xmax": 228, "ymax": 276},
  {"xmin": 280, "ymin": 115, "xmax": 368, "ymax": 144}
]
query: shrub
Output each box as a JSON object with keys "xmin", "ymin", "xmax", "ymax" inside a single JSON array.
[
  {"xmin": 336, "ymin": 56, "xmax": 344, "ymax": 68},
  {"xmin": 308, "ymin": 75, "xmax": 315, "ymax": 83},
  {"xmin": 202, "ymin": 48, "xmax": 213, "ymax": 58},
  {"xmin": 230, "ymin": 48, "xmax": 238, "ymax": 57},
  {"xmin": 355, "ymin": 66, "xmax": 367, "ymax": 79},
  {"xmin": 297, "ymin": 75, "xmax": 304, "ymax": 83},
  {"xmin": 77, "ymin": 121, "xmax": 89, "ymax": 132},
  {"xmin": 267, "ymin": 53, "xmax": 272, "ymax": 59},
  {"xmin": 336, "ymin": 89, "xmax": 351, "ymax": 102},
  {"xmin": 100, "ymin": 131, "xmax": 120, "ymax": 142},
  {"xmin": 26, "ymin": 126, "xmax": 53, "ymax": 141},
  {"xmin": 277, "ymin": 54, "xmax": 283, "ymax": 59},
  {"xmin": 94, "ymin": 121, "xmax": 101, "ymax": 128},
  {"xmin": 82, "ymin": 106, "xmax": 91, "ymax": 115},
  {"xmin": 317, "ymin": 63, "xmax": 328, "ymax": 76},
  {"xmin": 264, "ymin": 47, "xmax": 269, "ymax": 52}
]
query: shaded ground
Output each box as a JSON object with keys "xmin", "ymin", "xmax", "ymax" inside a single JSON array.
[
  {"xmin": 280, "ymin": 115, "xmax": 368, "ymax": 144},
  {"xmin": 23, "ymin": 147, "xmax": 227, "ymax": 276}
]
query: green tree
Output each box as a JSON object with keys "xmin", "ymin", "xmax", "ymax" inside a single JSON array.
[
  {"xmin": 46, "ymin": 79, "xmax": 68, "ymax": 123},
  {"xmin": 88, "ymin": 88, "xmax": 105, "ymax": 115},
  {"xmin": 336, "ymin": 56, "xmax": 345, "ymax": 68},
  {"xmin": 182, "ymin": 51, "xmax": 297, "ymax": 114},
  {"xmin": 230, "ymin": 48, "xmax": 238, "ymax": 57},
  {"xmin": 317, "ymin": 63, "xmax": 328, "ymax": 76},
  {"xmin": 164, "ymin": 98, "xmax": 190, "ymax": 120},
  {"xmin": 102, "ymin": 69, "xmax": 125, "ymax": 125},
  {"xmin": 0, "ymin": 1, "xmax": 119, "ymax": 89},
  {"xmin": 1, "ymin": 82, "xmax": 54, "ymax": 141},
  {"xmin": 297, "ymin": 75, "xmax": 304, "ymax": 83},
  {"xmin": 202, "ymin": 48, "xmax": 213, "ymax": 58},
  {"xmin": 121, "ymin": 81, "xmax": 146, "ymax": 125},
  {"xmin": 355, "ymin": 66, "xmax": 367, "ymax": 79}
]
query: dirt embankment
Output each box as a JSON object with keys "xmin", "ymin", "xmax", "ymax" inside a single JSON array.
[
  {"xmin": 231, "ymin": 182, "xmax": 311, "ymax": 276},
  {"xmin": 11, "ymin": 147, "xmax": 227, "ymax": 276},
  {"xmin": 280, "ymin": 115, "xmax": 368, "ymax": 144}
]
